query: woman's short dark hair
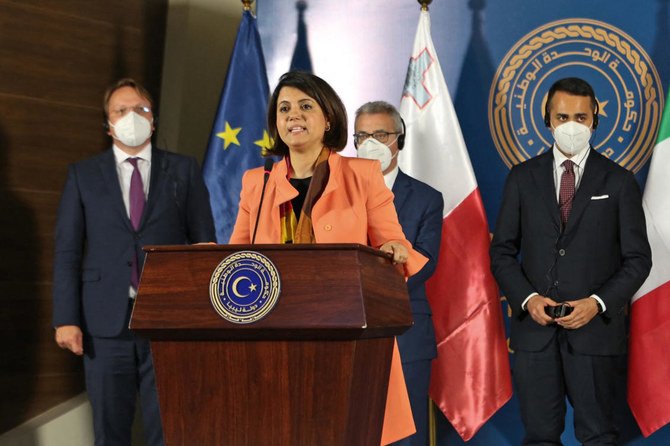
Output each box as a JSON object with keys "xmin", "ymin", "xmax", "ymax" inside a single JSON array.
[{"xmin": 267, "ymin": 71, "xmax": 348, "ymax": 156}]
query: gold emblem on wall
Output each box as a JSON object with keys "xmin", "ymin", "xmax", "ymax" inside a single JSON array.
[{"xmin": 489, "ymin": 18, "xmax": 663, "ymax": 172}]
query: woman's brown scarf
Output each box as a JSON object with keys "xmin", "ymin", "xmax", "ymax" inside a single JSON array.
[{"xmin": 279, "ymin": 147, "xmax": 331, "ymax": 244}]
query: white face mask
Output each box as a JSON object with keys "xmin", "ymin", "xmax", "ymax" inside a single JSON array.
[
  {"xmin": 552, "ymin": 121, "xmax": 591, "ymax": 157},
  {"xmin": 109, "ymin": 112, "xmax": 153, "ymax": 147},
  {"xmin": 357, "ymin": 137, "xmax": 397, "ymax": 172}
]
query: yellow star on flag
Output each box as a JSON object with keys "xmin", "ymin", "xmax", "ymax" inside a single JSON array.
[
  {"xmin": 216, "ymin": 122, "xmax": 242, "ymax": 150},
  {"xmin": 254, "ymin": 130, "xmax": 274, "ymax": 151}
]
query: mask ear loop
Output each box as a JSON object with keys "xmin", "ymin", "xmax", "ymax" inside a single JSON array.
[
  {"xmin": 589, "ymin": 119, "xmax": 597, "ymax": 153},
  {"xmin": 388, "ymin": 134, "xmax": 400, "ymax": 148}
]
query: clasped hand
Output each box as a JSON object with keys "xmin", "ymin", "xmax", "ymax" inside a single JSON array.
[{"xmin": 527, "ymin": 295, "xmax": 599, "ymax": 329}]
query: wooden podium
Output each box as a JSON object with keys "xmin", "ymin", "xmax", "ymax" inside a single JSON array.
[{"xmin": 130, "ymin": 244, "xmax": 412, "ymax": 445}]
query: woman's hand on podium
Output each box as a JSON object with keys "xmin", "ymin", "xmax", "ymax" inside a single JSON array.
[{"xmin": 380, "ymin": 240, "xmax": 409, "ymax": 265}]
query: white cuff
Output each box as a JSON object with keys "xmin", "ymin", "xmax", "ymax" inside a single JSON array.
[
  {"xmin": 591, "ymin": 294, "xmax": 606, "ymax": 313},
  {"xmin": 521, "ymin": 292, "xmax": 539, "ymax": 311}
]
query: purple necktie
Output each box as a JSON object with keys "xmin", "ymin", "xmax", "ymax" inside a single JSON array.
[
  {"xmin": 559, "ymin": 160, "xmax": 575, "ymax": 226},
  {"xmin": 128, "ymin": 158, "xmax": 145, "ymax": 288}
]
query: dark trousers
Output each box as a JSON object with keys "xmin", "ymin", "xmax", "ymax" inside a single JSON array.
[
  {"xmin": 514, "ymin": 330, "xmax": 624, "ymax": 446},
  {"xmin": 83, "ymin": 301, "xmax": 164, "ymax": 446},
  {"xmin": 391, "ymin": 359, "xmax": 432, "ymax": 446}
]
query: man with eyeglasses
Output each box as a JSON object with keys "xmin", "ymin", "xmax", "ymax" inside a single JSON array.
[
  {"xmin": 52, "ymin": 78, "xmax": 215, "ymax": 445},
  {"xmin": 354, "ymin": 101, "xmax": 443, "ymax": 445}
]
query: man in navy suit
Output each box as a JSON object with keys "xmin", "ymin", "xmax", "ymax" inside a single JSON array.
[
  {"xmin": 52, "ymin": 78, "xmax": 215, "ymax": 446},
  {"xmin": 491, "ymin": 78, "xmax": 651, "ymax": 445},
  {"xmin": 355, "ymin": 101, "xmax": 444, "ymax": 445}
]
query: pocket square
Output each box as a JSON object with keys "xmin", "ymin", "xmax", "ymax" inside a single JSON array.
[{"xmin": 591, "ymin": 194, "xmax": 609, "ymax": 200}]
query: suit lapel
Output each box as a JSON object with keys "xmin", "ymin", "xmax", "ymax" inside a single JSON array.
[
  {"xmin": 320, "ymin": 151, "xmax": 340, "ymax": 199},
  {"xmin": 98, "ymin": 149, "xmax": 134, "ymax": 231},
  {"xmin": 271, "ymin": 158, "xmax": 299, "ymax": 209},
  {"xmin": 263, "ymin": 159, "xmax": 296, "ymax": 242},
  {"xmin": 530, "ymin": 151, "xmax": 561, "ymax": 229},
  {"xmin": 141, "ymin": 148, "xmax": 167, "ymax": 230},
  {"xmin": 564, "ymin": 149, "xmax": 607, "ymax": 233},
  {"xmin": 312, "ymin": 152, "xmax": 341, "ymax": 217},
  {"xmin": 392, "ymin": 170, "xmax": 411, "ymax": 216}
]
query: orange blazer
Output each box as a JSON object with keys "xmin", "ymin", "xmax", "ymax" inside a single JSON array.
[
  {"xmin": 230, "ymin": 152, "xmax": 426, "ymax": 444},
  {"xmin": 230, "ymin": 152, "xmax": 426, "ymax": 276}
]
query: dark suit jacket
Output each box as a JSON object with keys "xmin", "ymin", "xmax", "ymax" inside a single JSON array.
[
  {"xmin": 393, "ymin": 170, "xmax": 444, "ymax": 363},
  {"xmin": 490, "ymin": 149, "xmax": 651, "ymax": 355},
  {"xmin": 52, "ymin": 147, "xmax": 215, "ymax": 337}
]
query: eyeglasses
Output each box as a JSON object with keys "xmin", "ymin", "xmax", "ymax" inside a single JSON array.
[
  {"xmin": 110, "ymin": 106, "xmax": 152, "ymax": 117},
  {"xmin": 353, "ymin": 131, "xmax": 401, "ymax": 146}
]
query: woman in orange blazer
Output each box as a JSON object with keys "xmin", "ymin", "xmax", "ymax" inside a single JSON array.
[{"xmin": 230, "ymin": 71, "xmax": 427, "ymax": 444}]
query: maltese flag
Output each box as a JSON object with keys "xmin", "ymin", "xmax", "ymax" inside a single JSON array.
[{"xmin": 398, "ymin": 9, "xmax": 512, "ymax": 441}]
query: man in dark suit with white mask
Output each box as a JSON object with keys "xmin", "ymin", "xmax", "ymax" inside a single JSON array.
[
  {"xmin": 491, "ymin": 77, "xmax": 651, "ymax": 445},
  {"xmin": 355, "ymin": 100, "xmax": 444, "ymax": 445},
  {"xmin": 52, "ymin": 78, "xmax": 215, "ymax": 446}
]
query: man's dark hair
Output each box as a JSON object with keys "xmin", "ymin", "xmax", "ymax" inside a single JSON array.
[{"xmin": 544, "ymin": 77, "xmax": 599, "ymax": 128}]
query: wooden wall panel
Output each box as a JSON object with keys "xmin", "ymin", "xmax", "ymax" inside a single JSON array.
[
  {"xmin": 3, "ymin": 0, "xmax": 158, "ymax": 27},
  {"xmin": 0, "ymin": 190, "xmax": 58, "ymax": 281},
  {"xmin": 0, "ymin": 0, "xmax": 168, "ymax": 434},
  {"xmin": 0, "ymin": 96, "xmax": 108, "ymax": 191},
  {"xmin": 0, "ymin": 1, "xmax": 165, "ymax": 106}
]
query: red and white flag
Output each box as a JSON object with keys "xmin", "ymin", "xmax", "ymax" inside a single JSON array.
[
  {"xmin": 398, "ymin": 9, "xmax": 512, "ymax": 441},
  {"xmin": 628, "ymin": 91, "xmax": 670, "ymax": 437}
]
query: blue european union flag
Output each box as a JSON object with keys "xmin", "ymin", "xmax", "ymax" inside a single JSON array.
[{"xmin": 202, "ymin": 10, "xmax": 271, "ymax": 243}]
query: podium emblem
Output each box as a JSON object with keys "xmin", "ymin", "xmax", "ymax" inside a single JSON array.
[{"xmin": 209, "ymin": 251, "xmax": 281, "ymax": 324}]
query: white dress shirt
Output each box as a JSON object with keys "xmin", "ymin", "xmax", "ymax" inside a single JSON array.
[
  {"xmin": 383, "ymin": 165, "xmax": 399, "ymax": 191},
  {"xmin": 112, "ymin": 144, "xmax": 152, "ymax": 218},
  {"xmin": 552, "ymin": 144, "xmax": 589, "ymax": 201}
]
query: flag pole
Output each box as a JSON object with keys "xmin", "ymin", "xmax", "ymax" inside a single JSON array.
[
  {"xmin": 412, "ymin": 2, "xmax": 436, "ymax": 444},
  {"xmin": 429, "ymin": 399, "xmax": 437, "ymax": 446},
  {"xmin": 414, "ymin": 2, "xmax": 436, "ymax": 445}
]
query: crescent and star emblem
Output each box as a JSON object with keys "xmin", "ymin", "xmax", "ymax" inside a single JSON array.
[
  {"xmin": 209, "ymin": 251, "xmax": 281, "ymax": 324},
  {"xmin": 231, "ymin": 276, "xmax": 255, "ymax": 298}
]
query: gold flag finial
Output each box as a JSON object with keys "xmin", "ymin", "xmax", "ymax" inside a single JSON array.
[
  {"xmin": 242, "ymin": 0, "xmax": 253, "ymax": 11},
  {"xmin": 419, "ymin": 0, "xmax": 432, "ymax": 11}
]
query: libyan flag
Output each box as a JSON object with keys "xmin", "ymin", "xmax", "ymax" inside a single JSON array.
[{"xmin": 628, "ymin": 88, "xmax": 670, "ymax": 437}]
